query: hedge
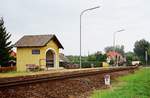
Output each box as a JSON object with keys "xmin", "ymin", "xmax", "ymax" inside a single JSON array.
[{"xmin": 70, "ymin": 61, "xmax": 102, "ymax": 68}]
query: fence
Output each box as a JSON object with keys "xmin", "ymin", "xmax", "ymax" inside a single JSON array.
[{"xmin": 0, "ymin": 66, "xmax": 16, "ymax": 72}]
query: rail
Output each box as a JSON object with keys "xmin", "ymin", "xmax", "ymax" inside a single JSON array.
[{"xmin": 0, "ymin": 66, "xmax": 138, "ymax": 88}]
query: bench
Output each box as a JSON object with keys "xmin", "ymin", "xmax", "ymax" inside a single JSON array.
[{"xmin": 26, "ymin": 64, "xmax": 38, "ymax": 71}]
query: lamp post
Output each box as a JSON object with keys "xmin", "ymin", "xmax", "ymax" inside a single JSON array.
[
  {"xmin": 113, "ymin": 29, "xmax": 125, "ymax": 48},
  {"xmin": 113, "ymin": 29, "xmax": 125, "ymax": 67},
  {"xmin": 80, "ymin": 6, "xmax": 100, "ymax": 68}
]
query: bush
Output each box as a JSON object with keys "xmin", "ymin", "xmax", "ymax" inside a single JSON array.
[
  {"xmin": 81, "ymin": 62, "xmax": 91, "ymax": 68},
  {"xmin": 109, "ymin": 59, "xmax": 114, "ymax": 65},
  {"xmin": 64, "ymin": 61, "xmax": 102, "ymax": 69},
  {"xmin": 93, "ymin": 62, "xmax": 102, "ymax": 67}
]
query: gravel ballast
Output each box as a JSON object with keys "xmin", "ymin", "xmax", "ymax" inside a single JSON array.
[{"xmin": 0, "ymin": 67, "xmax": 138, "ymax": 98}]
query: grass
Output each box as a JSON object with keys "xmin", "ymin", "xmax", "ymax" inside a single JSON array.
[{"xmin": 91, "ymin": 68, "xmax": 150, "ymax": 98}]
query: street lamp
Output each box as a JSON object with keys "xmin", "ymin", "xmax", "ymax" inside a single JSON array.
[
  {"xmin": 113, "ymin": 29, "xmax": 125, "ymax": 67},
  {"xmin": 113, "ymin": 29, "xmax": 125, "ymax": 48},
  {"xmin": 79, "ymin": 6, "xmax": 100, "ymax": 68}
]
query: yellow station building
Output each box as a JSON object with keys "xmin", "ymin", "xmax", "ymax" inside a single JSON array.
[{"xmin": 15, "ymin": 34, "xmax": 64, "ymax": 71}]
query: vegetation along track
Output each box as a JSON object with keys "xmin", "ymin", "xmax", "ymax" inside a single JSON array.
[{"xmin": 0, "ymin": 66, "xmax": 138, "ymax": 88}]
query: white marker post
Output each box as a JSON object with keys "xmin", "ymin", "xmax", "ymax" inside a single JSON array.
[
  {"xmin": 104, "ymin": 75, "xmax": 110, "ymax": 85},
  {"xmin": 145, "ymin": 51, "xmax": 148, "ymax": 66}
]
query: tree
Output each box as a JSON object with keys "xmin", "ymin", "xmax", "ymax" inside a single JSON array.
[
  {"xmin": 87, "ymin": 51, "xmax": 107, "ymax": 62},
  {"xmin": 125, "ymin": 52, "xmax": 139, "ymax": 65},
  {"xmin": 104, "ymin": 45, "xmax": 125, "ymax": 56},
  {"xmin": 0, "ymin": 17, "xmax": 12, "ymax": 66},
  {"xmin": 133, "ymin": 39, "xmax": 150, "ymax": 64},
  {"xmin": 88, "ymin": 54, "xmax": 96, "ymax": 61},
  {"xmin": 95, "ymin": 52, "xmax": 107, "ymax": 62}
]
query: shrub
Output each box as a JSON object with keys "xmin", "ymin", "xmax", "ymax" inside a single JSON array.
[
  {"xmin": 67, "ymin": 61, "xmax": 102, "ymax": 68},
  {"xmin": 81, "ymin": 61, "xmax": 102, "ymax": 68}
]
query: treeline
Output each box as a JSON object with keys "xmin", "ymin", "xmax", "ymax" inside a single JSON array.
[
  {"xmin": 67, "ymin": 39, "xmax": 150, "ymax": 67},
  {"xmin": 66, "ymin": 51, "xmax": 107, "ymax": 68},
  {"xmin": 125, "ymin": 39, "xmax": 150, "ymax": 65}
]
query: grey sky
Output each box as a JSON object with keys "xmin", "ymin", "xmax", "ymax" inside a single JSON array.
[{"xmin": 0, "ymin": 0, "xmax": 150, "ymax": 55}]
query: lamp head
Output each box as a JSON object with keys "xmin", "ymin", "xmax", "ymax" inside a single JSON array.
[
  {"xmin": 117, "ymin": 29, "xmax": 125, "ymax": 32},
  {"xmin": 88, "ymin": 6, "xmax": 100, "ymax": 10}
]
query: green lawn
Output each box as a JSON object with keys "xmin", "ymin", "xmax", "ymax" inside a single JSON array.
[{"xmin": 91, "ymin": 68, "xmax": 150, "ymax": 98}]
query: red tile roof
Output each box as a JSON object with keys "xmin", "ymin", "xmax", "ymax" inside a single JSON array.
[
  {"xmin": 10, "ymin": 51, "xmax": 16, "ymax": 58},
  {"xmin": 106, "ymin": 51, "xmax": 121, "ymax": 59}
]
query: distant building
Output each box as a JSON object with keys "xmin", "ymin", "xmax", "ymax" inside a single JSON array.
[
  {"xmin": 132, "ymin": 61, "xmax": 140, "ymax": 65},
  {"xmin": 107, "ymin": 51, "xmax": 122, "ymax": 59},
  {"xmin": 59, "ymin": 53, "xmax": 69, "ymax": 67},
  {"xmin": 14, "ymin": 34, "xmax": 64, "ymax": 71},
  {"xmin": 10, "ymin": 50, "xmax": 16, "ymax": 58},
  {"xmin": 106, "ymin": 51, "xmax": 125, "ymax": 65}
]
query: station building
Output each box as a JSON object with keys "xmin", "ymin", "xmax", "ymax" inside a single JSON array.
[{"xmin": 15, "ymin": 34, "xmax": 64, "ymax": 71}]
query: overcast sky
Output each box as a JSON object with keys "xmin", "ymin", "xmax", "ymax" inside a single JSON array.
[{"xmin": 0, "ymin": 0, "xmax": 150, "ymax": 55}]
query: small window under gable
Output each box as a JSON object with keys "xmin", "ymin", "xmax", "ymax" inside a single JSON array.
[{"xmin": 32, "ymin": 49, "xmax": 40, "ymax": 54}]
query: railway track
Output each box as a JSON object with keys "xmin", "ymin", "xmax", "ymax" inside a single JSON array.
[{"xmin": 0, "ymin": 66, "xmax": 138, "ymax": 88}]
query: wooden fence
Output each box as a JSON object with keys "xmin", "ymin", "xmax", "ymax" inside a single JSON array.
[{"xmin": 0, "ymin": 66, "xmax": 16, "ymax": 72}]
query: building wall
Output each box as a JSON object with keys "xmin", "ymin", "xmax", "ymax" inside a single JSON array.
[{"xmin": 16, "ymin": 39, "xmax": 59, "ymax": 71}]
